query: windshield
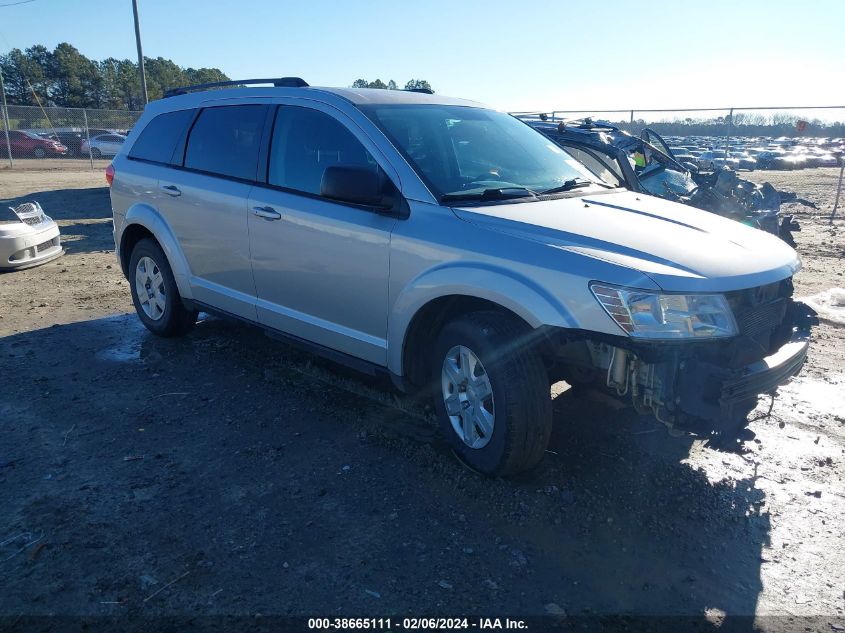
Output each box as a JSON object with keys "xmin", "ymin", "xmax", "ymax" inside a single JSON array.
[
  {"xmin": 640, "ymin": 167, "xmax": 697, "ymax": 198},
  {"xmin": 363, "ymin": 105, "xmax": 606, "ymax": 201}
]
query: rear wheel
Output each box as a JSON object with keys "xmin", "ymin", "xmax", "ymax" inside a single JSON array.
[
  {"xmin": 432, "ymin": 311, "xmax": 552, "ymax": 477},
  {"xmin": 129, "ymin": 238, "xmax": 197, "ymax": 337}
]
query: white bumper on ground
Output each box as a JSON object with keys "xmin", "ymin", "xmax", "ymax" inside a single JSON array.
[{"xmin": 0, "ymin": 217, "xmax": 64, "ymax": 270}]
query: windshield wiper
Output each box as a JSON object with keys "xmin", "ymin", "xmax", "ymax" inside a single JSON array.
[
  {"xmin": 539, "ymin": 178, "xmax": 599, "ymax": 195},
  {"xmin": 441, "ymin": 187, "xmax": 537, "ymax": 203}
]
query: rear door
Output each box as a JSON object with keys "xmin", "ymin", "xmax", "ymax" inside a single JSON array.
[
  {"xmin": 157, "ymin": 103, "xmax": 269, "ymax": 320},
  {"xmin": 247, "ymin": 103, "xmax": 398, "ymax": 365}
]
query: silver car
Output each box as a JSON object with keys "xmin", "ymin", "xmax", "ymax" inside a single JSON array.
[
  {"xmin": 81, "ymin": 133, "xmax": 126, "ymax": 158},
  {"xmin": 108, "ymin": 78, "xmax": 815, "ymax": 476}
]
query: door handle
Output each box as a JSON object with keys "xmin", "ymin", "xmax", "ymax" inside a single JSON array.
[
  {"xmin": 161, "ymin": 184, "xmax": 181, "ymax": 197},
  {"xmin": 252, "ymin": 206, "xmax": 281, "ymax": 220}
]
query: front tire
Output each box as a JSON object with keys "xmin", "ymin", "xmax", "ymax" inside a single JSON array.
[
  {"xmin": 432, "ymin": 311, "xmax": 552, "ymax": 477},
  {"xmin": 33, "ymin": 147, "xmax": 46, "ymax": 159},
  {"xmin": 129, "ymin": 238, "xmax": 197, "ymax": 337},
  {"xmin": 91, "ymin": 147, "xmax": 101, "ymax": 159}
]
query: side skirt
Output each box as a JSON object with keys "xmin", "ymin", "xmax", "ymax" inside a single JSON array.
[{"xmin": 188, "ymin": 300, "xmax": 410, "ymax": 391}]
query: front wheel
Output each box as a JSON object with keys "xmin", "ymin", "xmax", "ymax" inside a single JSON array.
[
  {"xmin": 432, "ymin": 311, "xmax": 552, "ymax": 477},
  {"xmin": 33, "ymin": 147, "xmax": 46, "ymax": 159},
  {"xmin": 129, "ymin": 238, "xmax": 197, "ymax": 337}
]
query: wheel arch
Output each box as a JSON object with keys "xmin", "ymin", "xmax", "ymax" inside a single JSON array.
[
  {"xmin": 389, "ymin": 264, "xmax": 575, "ymax": 384},
  {"xmin": 120, "ymin": 204, "xmax": 193, "ymax": 300}
]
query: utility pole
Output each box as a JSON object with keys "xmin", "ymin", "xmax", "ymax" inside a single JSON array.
[
  {"xmin": 724, "ymin": 107, "xmax": 733, "ymax": 163},
  {"xmin": 0, "ymin": 66, "xmax": 13, "ymax": 168},
  {"xmin": 132, "ymin": 0, "xmax": 148, "ymax": 105}
]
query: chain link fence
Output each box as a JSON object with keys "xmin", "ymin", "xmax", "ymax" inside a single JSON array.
[
  {"xmin": 511, "ymin": 106, "xmax": 845, "ymax": 132},
  {"xmin": 0, "ymin": 104, "xmax": 142, "ymax": 168},
  {"xmin": 510, "ymin": 106, "xmax": 845, "ymax": 220},
  {"xmin": 2, "ymin": 102, "xmax": 844, "ymax": 174},
  {"xmin": 510, "ymin": 106, "xmax": 845, "ymax": 163}
]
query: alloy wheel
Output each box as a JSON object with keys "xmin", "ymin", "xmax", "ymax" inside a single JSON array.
[
  {"xmin": 134, "ymin": 256, "xmax": 166, "ymax": 321},
  {"xmin": 440, "ymin": 345, "xmax": 495, "ymax": 449}
]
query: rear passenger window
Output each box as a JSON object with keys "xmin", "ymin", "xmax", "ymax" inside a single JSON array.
[
  {"xmin": 268, "ymin": 106, "xmax": 377, "ymax": 195},
  {"xmin": 184, "ymin": 105, "xmax": 266, "ymax": 181},
  {"xmin": 128, "ymin": 109, "xmax": 195, "ymax": 164}
]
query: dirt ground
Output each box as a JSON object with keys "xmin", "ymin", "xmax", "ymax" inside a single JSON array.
[{"xmin": 1, "ymin": 164, "xmax": 844, "ymax": 631}]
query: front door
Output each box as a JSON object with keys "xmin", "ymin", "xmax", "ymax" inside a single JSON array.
[
  {"xmin": 248, "ymin": 104, "xmax": 396, "ymax": 365},
  {"xmin": 641, "ymin": 128, "xmax": 675, "ymax": 160}
]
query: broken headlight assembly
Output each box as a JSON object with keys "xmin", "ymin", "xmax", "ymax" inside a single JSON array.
[{"xmin": 590, "ymin": 283, "xmax": 738, "ymax": 339}]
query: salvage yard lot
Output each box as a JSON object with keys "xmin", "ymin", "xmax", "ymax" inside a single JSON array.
[{"xmin": 1, "ymin": 165, "xmax": 844, "ymax": 627}]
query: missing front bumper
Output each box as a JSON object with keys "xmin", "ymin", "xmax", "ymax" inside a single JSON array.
[
  {"xmin": 556, "ymin": 300, "xmax": 818, "ymax": 438},
  {"xmin": 674, "ymin": 332, "xmax": 810, "ymax": 434}
]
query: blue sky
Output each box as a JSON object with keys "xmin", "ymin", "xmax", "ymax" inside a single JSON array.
[{"xmin": 1, "ymin": 0, "xmax": 844, "ymax": 114}]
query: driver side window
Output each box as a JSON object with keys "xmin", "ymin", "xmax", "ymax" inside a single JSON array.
[{"xmin": 268, "ymin": 106, "xmax": 377, "ymax": 196}]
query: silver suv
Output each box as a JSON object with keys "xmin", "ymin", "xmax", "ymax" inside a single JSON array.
[{"xmin": 108, "ymin": 78, "xmax": 815, "ymax": 476}]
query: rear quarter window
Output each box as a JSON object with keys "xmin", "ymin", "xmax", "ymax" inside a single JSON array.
[{"xmin": 128, "ymin": 109, "xmax": 195, "ymax": 164}]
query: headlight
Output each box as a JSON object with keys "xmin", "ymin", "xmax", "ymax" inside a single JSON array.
[{"xmin": 590, "ymin": 283, "xmax": 737, "ymax": 339}]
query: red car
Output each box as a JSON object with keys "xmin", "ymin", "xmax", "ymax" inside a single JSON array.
[{"xmin": 1, "ymin": 130, "xmax": 68, "ymax": 158}]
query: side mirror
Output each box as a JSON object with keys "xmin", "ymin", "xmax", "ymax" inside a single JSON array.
[{"xmin": 321, "ymin": 165, "xmax": 393, "ymax": 208}]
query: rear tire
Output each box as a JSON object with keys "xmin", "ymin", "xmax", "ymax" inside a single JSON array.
[
  {"xmin": 129, "ymin": 238, "xmax": 197, "ymax": 337},
  {"xmin": 432, "ymin": 311, "xmax": 552, "ymax": 477}
]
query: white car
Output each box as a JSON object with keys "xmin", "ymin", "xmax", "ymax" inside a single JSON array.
[
  {"xmin": 80, "ymin": 133, "xmax": 127, "ymax": 158},
  {"xmin": 0, "ymin": 202, "xmax": 63, "ymax": 270}
]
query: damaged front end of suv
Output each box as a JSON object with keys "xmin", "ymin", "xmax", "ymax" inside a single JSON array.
[{"xmin": 546, "ymin": 278, "xmax": 817, "ymax": 444}]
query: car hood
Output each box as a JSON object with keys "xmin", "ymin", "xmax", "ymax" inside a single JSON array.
[{"xmin": 452, "ymin": 190, "xmax": 800, "ymax": 292}]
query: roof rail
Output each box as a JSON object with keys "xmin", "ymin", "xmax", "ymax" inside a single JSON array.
[
  {"xmin": 164, "ymin": 77, "xmax": 309, "ymax": 98},
  {"xmin": 515, "ymin": 113, "xmax": 619, "ymax": 131},
  {"xmin": 404, "ymin": 87, "xmax": 434, "ymax": 95}
]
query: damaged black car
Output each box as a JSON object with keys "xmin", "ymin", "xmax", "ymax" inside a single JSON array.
[{"xmin": 522, "ymin": 117, "xmax": 802, "ymax": 246}]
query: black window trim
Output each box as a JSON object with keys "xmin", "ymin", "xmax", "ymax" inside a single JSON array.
[
  {"xmin": 175, "ymin": 103, "xmax": 270, "ymax": 184},
  {"xmin": 127, "ymin": 107, "xmax": 198, "ymax": 168},
  {"xmin": 252, "ymin": 171, "xmax": 403, "ymax": 215},
  {"xmin": 255, "ymin": 104, "xmax": 406, "ymax": 216},
  {"xmin": 124, "ymin": 101, "xmax": 408, "ymax": 217},
  {"xmin": 126, "ymin": 155, "xmax": 174, "ymax": 169}
]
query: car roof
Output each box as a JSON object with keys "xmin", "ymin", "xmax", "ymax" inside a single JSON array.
[
  {"xmin": 147, "ymin": 86, "xmax": 485, "ymax": 114},
  {"xmin": 318, "ymin": 87, "xmax": 482, "ymax": 107}
]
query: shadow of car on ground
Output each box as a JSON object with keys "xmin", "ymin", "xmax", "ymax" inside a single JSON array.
[{"xmin": 0, "ymin": 313, "xmax": 770, "ymax": 629}]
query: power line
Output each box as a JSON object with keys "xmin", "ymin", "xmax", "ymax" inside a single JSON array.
[{"xmin": 0, "ymin": 0, "xmax": 37, "ymax": 8}]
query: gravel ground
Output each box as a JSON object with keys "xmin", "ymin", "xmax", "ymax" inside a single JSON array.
[{"xmin": 1, "ymin": 164, "xmax": 843, "ymax": 631}]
